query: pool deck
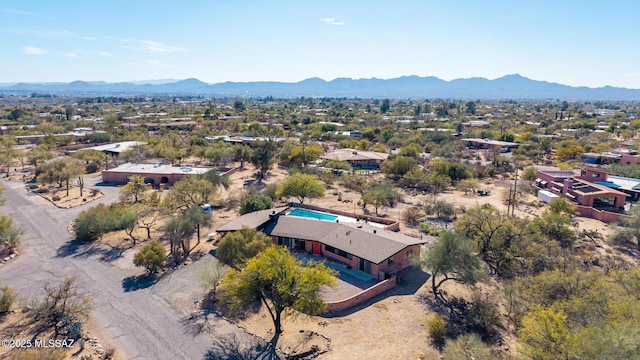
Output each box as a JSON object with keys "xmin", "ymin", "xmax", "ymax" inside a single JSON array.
[{"xmin": 287, "ymin": 211, "xmax": 387, "ymax": 228}]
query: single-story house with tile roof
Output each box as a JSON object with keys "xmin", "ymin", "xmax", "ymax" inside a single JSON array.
[
  {"xmin": 216, "ymin": 206, "xmax": 429, "ymax": 280},
  {"xmin": 319, "ymin": 148, "xmax": 389, "ymax": 169},
  {"xmin": 216, "ymin": 207, "xmax": 290, "ymax": 233}
]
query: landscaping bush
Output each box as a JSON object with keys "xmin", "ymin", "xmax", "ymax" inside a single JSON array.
[
  {"xmin": 52, "ymin": 195, "xmax": 61, "ymax": 201},
  {"xmin": 0, "ymin": 286, "xmax": 17, "ymax": 313},
  {"xmin": 426, "ymin": 315, "xmax": 448, "ymax": 345},
  {"xmin": 74, "ymin": 204, "xmax": 136, "ymax": 241},
  {"xmin": 442, "ymin": 334, "xmax": 493, "ymax": 360}
]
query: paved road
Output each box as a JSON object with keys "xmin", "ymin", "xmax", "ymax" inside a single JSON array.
[{"xmin": 0, "ymin": 178, "xmax": 242, "ymax": 359}]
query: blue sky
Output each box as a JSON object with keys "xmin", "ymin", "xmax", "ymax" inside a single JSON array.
[{"xmin": 1, "ymin": 0, "xmax": 640, "ymax": 88}]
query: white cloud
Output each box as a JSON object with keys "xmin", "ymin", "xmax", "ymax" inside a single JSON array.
[
  {"xmin": 123, "ymin": 39, "xmax": 186, "ymax": 53},
  {"xmin": 1, "ymin": 8, "xmax": 40, "ymax": 16},
  {"xmin": 23, "ymin": 46, "xmax": 46, "ymax": 55},
  {"xmin": 146, "ymin": 59, "xmax": 160, "ymax": 65},
  {"xmin": 321, "ymin": 18, "xmax": 344, "ymax": 26},
  {"xmin": 98, "ymin": 51, "xmax": 113, "ymax": 57},
  {"xmin": 62, "ymin": 52, "xmax": 78, "ymax": 58}
]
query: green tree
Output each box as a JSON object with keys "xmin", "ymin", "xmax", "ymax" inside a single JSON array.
[
  {"xmin": 0, "ymin": 215, "xmax": 23, "ymax": 251},
  {"xmin": 276, "ymin": 173, "xmax": 325, "ymax": 204},
  {"xmin": 218, "ymin": 246, "xmax": 337, "ymax": 338},
  {"xmin": 201, "ymin": 170, "xmax": 231, "ymax": 191},
  {"xmin": 119, "ymin": 175, "xmax": 147, "ymax": 203},
  {"xmin": 133, "ymin": 241, "xmax": 167, "ymax": 274},
  {"xmin": 424, "ymin": 199, "xmax": 456, "ymax": 220},
  {"xmin": 163, "ymin": 177, "xmax": 217, "ymax": 214},
  {"xmin": 118, "ymin": 211, "xmax": 139, "ymax": 245},
  {"xmin": 216, "ymin": 227, "xmax": 273, "ymax": 269},
  {"xmin": 521, "ymin": 166, "xmax": 538, "ymax": 181},
  {"xmin": 233, "ymin": 100, "xmax": 245, "ymax": 113},
  {"xmin": 65, "ymin": 106, "xmax": 75, "ymax": 120},
  {"xmin": 518, "ymin": 306, "xmax": 576, "ymax": 360},
  {"xmin": 233, "ymin": 145, "xmax": 253, "ymax": 167},
  {"xmin": 240, "ymin": 194, "xmax": 273, "ymax": 215},
  {"xmin": 37, "ymin": 157, "xmax": 85, "ymax": 196},
  {"xmin": 288, "ymin": 143, "xmax": 323, "ymax": 167},
  {"xmin": 183, "ymin": 205, "xmax": 212, "ymax": 247},
  {"xmin": 465, "ymin": 101, "xmax": 477, "ymax": 115},
  {"xmin": 381, "ymin": 156, "xmax": 417, "ymax": 177},
  {"xmin": 380, "ymin": 99, "xmax": 390, "ymax": 113},
  {"xmin": 362, "ymin": 183, "xmax": 400, "ymax": 216},
  {"xmin": 250, "ymin": 140, "xmax": 278, "ymax": 180},
  {"xmin": 416, "ymin": 231, "xmax": 486, "ymax": 303},
  {"xmin": 0, "ymin": 136, "xmax": 17, "ymax": 177}
]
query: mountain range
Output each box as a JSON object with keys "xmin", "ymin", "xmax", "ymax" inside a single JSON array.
[{"xmin": 1, "ymin": 74, "xmax": 639, "ymax": 100}]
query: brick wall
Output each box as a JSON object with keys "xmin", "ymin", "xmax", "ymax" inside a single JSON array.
[{"xmin": 325, "ymin": 276, "xmax": 397, "ymax": 312}]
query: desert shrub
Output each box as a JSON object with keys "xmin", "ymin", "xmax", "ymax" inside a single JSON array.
[
  {"xmin": 464, "ymin": 292, "xmax": 502, "ymax": 339},
  {"xmin": 52, "ymin": 195, "xmax": 61, "ymax": 201},
  {"xmin": 402, "ymin": 207, "xmax": 422, "ymax": 227},
  {"xmin": 442, "ymin": 334, "xmax": 493, "ymax": 360},
  {"xmin": 74, "ymin": 204, "xmax": 136, "ymax": 241},
  {"xmin": 419, "ymin": 222, "xmax": 440, "ymax": 236},
  {"xmin": 0, "ymin": 286, "xmax": 17, "ymax": 313},
  {"xmin": 424, "ymin": 199, "xmax": 456, "ymax": 220},
  {"xmin": 426, "ymin": 315, "xmax": 448, "ymax": 345},
  {"xmin": 133, "ymin": 241, "xmax": 167, "ymax": 274},
  {"xmin": 263, "ymin": 182, "xmax": 280, "ymax": 201}
]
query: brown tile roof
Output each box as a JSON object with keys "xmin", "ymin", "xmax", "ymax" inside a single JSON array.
[
  {"xmin": 216, "ymin": 207, "xmax": 289, "ymax": 232},
  {"xmin": 269, "ymin": 216, "xmax": 428, "ymax": 264}
]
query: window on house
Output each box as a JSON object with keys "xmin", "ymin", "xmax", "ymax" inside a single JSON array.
[
  {"xmin": 388, "ymin": 258, "xmax": 394, "ymax": 265},
  {"xmin": 592, "ymin": 173, "xmax": 600, "ymax": 178},
  {"xmin": 325, "ymin": 245, "xmax": 352, "ymax": 260}
]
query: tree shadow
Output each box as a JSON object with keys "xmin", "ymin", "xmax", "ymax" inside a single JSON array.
[
  {"xmin": 121, "ymin": 274, "xmax": 159, "ymax": 292},
  {"xmin": 56, "ymin": 240, "xmax": 127, "ymax": 262},
  {"xmin": 203, "ymin": 333, "xmax": 283, "ymax": 360}
]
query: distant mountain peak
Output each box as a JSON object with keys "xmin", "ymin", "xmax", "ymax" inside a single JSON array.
[
  {"xmin": 173, "ymin": 78, "xmax": 209, "ymax": 86},
  {"xmin": 2, "ymin": 75, "xmax": 639, "ymax": 100}
]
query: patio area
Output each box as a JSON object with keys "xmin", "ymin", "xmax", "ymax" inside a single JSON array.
[{"xmin": 298, "ymin": 254, "xmax": 381, "ymax": 302}]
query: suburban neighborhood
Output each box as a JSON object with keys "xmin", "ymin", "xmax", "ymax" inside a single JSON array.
[
  {"xmin": 2, "ymin": 2, "xmax": 640, "ymax": 360},
  {"xmin": 2, "ymin": 93, "xmax": 640, "ymax": 360}
]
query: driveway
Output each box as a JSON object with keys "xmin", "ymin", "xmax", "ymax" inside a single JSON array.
[{"xmin": 0, "ymin": 178, "xmax": 260, "ymax": 359}]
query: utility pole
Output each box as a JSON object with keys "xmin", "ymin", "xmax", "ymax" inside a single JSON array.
[{"xmin": 511, "ymin": 157, "xmax": 519, "ymax": 217}]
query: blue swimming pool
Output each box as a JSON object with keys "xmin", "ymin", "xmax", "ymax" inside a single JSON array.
[{"xmin": 288, "ymin": 208, "xmax": 338, "ymax": 221}]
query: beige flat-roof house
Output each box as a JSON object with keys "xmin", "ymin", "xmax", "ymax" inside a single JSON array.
[
  {"xmin": 84, "ymin": 141, "xmax": 147, "ymax": 157},
  {"xmin": 319, "ymin": 148, "xmax": 389, "ymax": 169},
  {"xmin": 101, "ymin": 162, "xmax": 215, "ymax": 187}
]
